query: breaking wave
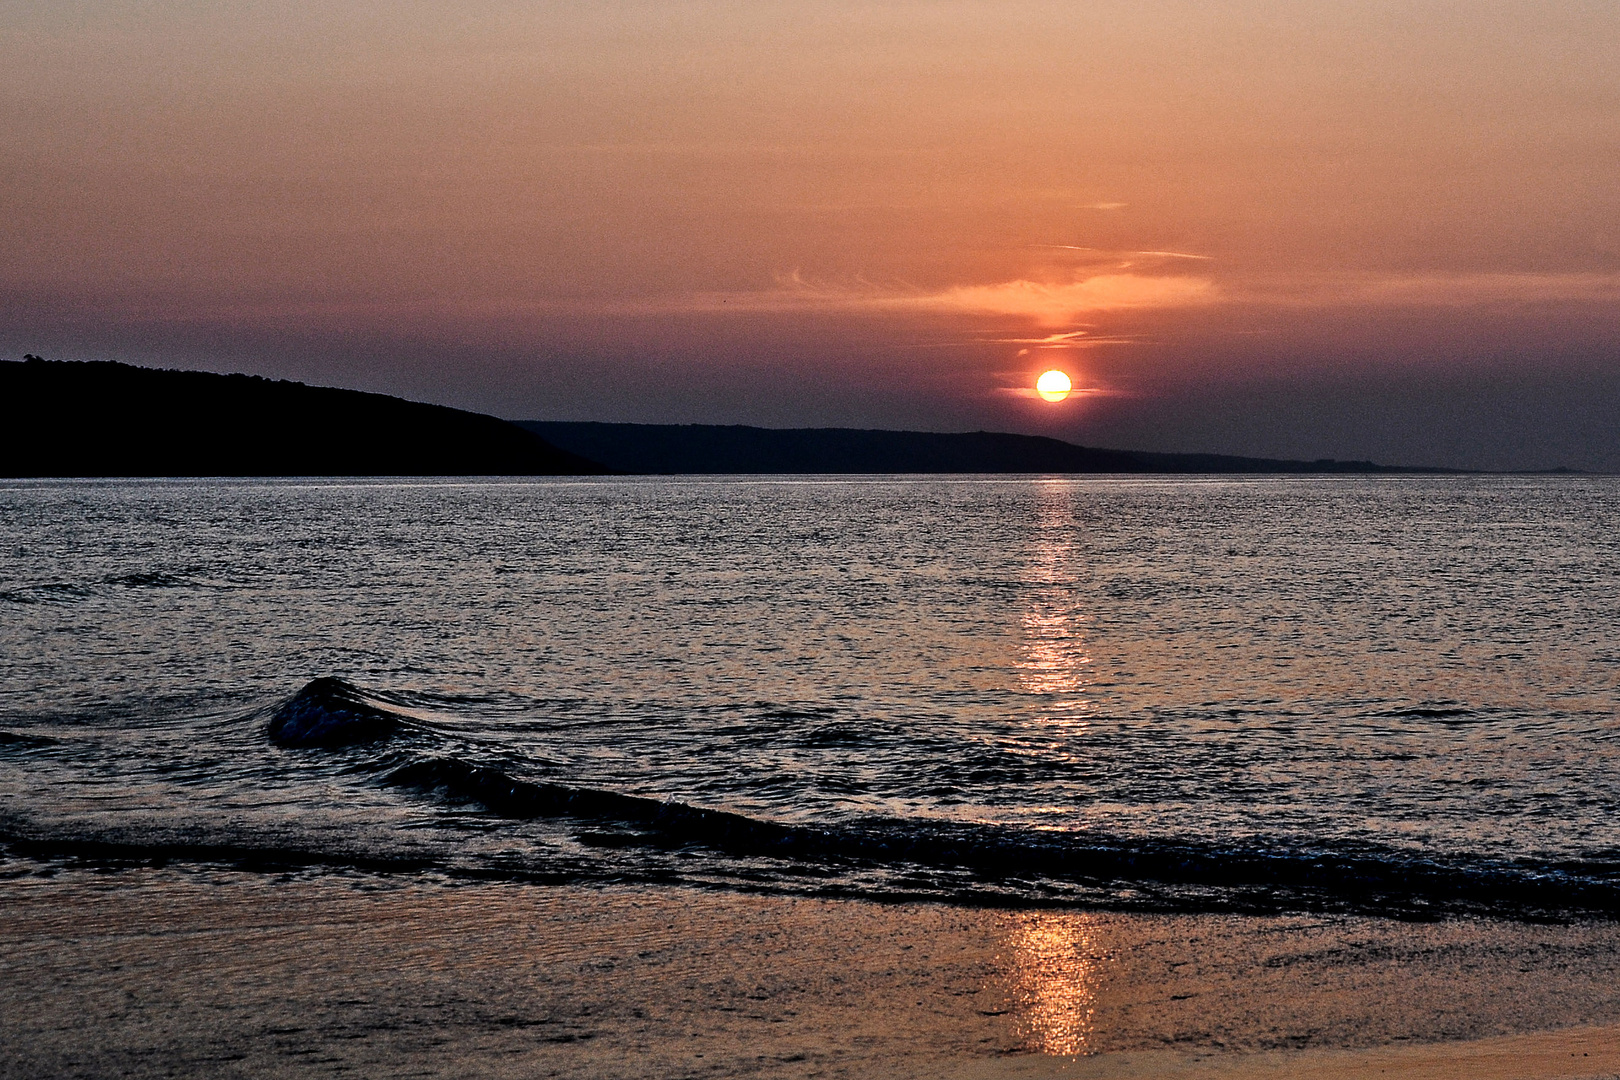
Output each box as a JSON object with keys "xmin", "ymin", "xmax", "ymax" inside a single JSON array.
[{"xmin": 7, "ymin": 678, "xmax": 1618, "ymax": 922}]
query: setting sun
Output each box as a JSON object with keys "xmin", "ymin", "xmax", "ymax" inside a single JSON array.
[{"xmin": 1036, "ymin": 370, "xmax": 1072, "ymax": 402}]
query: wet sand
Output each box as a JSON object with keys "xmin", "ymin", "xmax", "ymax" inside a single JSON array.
[{"xmin": 4, "ymin": 865, "xmax": 1620, "ymax": 1078}]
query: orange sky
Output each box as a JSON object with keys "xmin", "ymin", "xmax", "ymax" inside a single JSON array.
[{"xmin": 4, "ymin": 1, "xmax": 1619, "ymax": 467}]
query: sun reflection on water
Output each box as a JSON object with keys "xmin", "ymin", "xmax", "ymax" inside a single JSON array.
[
  {"xmin": 1018, "ymin": 607, "xmax": 1090, "ymax": 699},
  {"xmin": 1003, "ymin": 912, "xmax": 1106, "ymax": 1056},
  {"xmin": 1016, "ymin": 481, "xmax": 1093, "ymax": 725}
]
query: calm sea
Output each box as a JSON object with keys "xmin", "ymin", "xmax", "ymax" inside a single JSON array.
[{"xmin": 3, "ymin": 476, "xmax": 1618, "ymax": 918}]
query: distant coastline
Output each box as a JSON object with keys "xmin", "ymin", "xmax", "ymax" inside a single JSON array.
[
  {"xmin": 2, "ymin": 357, "xmax": 1465, "ymax": 477},
  {"xmin": 522, "ymin": 421, "xmax": 1459, "ymax": 476},
  {"xmin": 0, "ymin": 358, "xmax": 607, "ymax": 478}
]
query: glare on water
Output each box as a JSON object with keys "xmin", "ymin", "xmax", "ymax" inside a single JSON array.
[{"xmin": 1003, "ymin": 911, "xmax": 1108, "ymax": 1056}]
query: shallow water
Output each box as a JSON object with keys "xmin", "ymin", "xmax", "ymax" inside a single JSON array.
[
  {"xmin": 3, "ymin": 475, "xmax": 1619, "ymax": 916},
  {"xmin": 10, "ymin": 868, "xmax": 1620, "ymax": 1077}
]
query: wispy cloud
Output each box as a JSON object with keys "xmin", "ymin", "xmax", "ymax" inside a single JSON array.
[
  {"xmin": 891, "ymin": 329, "xmax": 1148, "ymax": 353},
  {"xmin": 677, "ymin": 270, "xmax": 1220, "ymax": 326},
  {"xmin": 1227, "ymin": 271, "xmax": 1620, "ymax": 308},
  {"xmin": 990, "ymin": 330, "xmax": 1094, "ymax": 346},
  {"xmin": 905, "ymin": 275, "xmax": 1217, "ymax": 324},
  {"xmin": 1342, "ymin": 272, "xmax": 1620, "ymax": 306},
  {"xmin": 630, "ymin": 267, "xmax": 1620, "ymax": 339},
  {"xmin": 1036, "ymin": 244, "xmax": 1211, "ymax": 261}
]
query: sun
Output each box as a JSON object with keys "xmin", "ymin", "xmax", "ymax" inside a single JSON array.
[{"xmin": 1035, "ymin": 369, "xmax": 1072, "ymax": 402}]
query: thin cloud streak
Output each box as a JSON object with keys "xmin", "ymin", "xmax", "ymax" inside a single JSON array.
[
  {"xmin": 667, "ymin": 271, "xmax": 1221, "ymax": 325},
  {"xmin": 1036, "ymin": 245, "xmax": 1213, "ymax": 261},
  {"xmin": 18, "ymin": 269, "xmax": 1619, "ymax": 337},
  {"xmin": 1200, "ymin": 271, "xmax": 1620, "ymax": 312},
  {"xmin": 991, "ymin": 331, "xmax": 1095, "ymax": 346},
  {"xmin": 672, "ymin": 269, "xmax": 1620, "ymax": 322},
  {"xmin": 1329, "ymin": 272, "xmax": 1620, "ymax": 307}
]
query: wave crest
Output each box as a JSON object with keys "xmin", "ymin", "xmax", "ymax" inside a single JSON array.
[{"xmin": 267, "ymin": 677, "xmax": 405, "ymax": 748}]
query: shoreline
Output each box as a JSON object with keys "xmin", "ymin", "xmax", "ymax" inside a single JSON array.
[
  {"xmin": 5, "ymin": 864, "xmax": 1620, "ymax": 1078},
  {"xmin": 949, "ymin": 1024, "xmax": 1620, "ymax": 1080}
]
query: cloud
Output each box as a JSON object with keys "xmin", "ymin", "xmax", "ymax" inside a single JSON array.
[
  {"xmin": 899, "ymin": 274, "xmax": 1218, "ymax": 325},
  {"xmin": 34, "ymin": 268, "xmax": 1613, "ymax": 336},
  {"xmin": 1236, "ymin": 271, "xmax": 1620, "ymax": 308},
  {"xmin": 679, "ymin": 270, "xmax": 1219, "ymax": 326},
  {"xmin": 1357, "ymin": 272, "xmax": 1620, "ymax": 305},
  {"xmin": 1036, "ymin": 245, "xmax": 1211, "ymax": 261},
  {"xmin": 992, "ymin": 331, "xmax": 1094, "ymax": 346},
  {"xmin": 639, "ymin": 267, "xmax": 1620, "ymax": 336}
]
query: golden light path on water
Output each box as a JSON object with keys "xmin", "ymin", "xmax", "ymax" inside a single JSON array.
[
  {"xmin": 1002, "ymin": 481, "xmax": 1110, "ymax": 1055},
  {"xmin": 1002, "ymin": 913, "xmax": 1108, "ymax": 1056},
  {"xmin": 1016, "ymin": 480, "xmax": 1093, "ymax": 725}
]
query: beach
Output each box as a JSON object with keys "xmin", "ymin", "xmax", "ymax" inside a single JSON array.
[{"xmin": 6, "ymin": 864, "xmax": 1620, "ymax": 1079}]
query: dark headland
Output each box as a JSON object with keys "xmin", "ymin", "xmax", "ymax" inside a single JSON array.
[
  {"xmin": 522, "ymin": 421, "xmax": 1451, "ymax": 475},
  {"xmin": 1, "ymin": 358, "xmax": 607, "ymax": 477},
  {"xmin": 3, "ymin": 357, "xmax": 1452, "ymax": 477}
]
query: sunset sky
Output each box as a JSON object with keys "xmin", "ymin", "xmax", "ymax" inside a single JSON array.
[{"xmin": 4, "ymin": 0, "xmax": 1618, "ymax": 468}]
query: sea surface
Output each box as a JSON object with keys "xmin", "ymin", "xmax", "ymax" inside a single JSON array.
[{"xmin": 3, "ymin": 475, "xmax": 1619, "ymax": 919}]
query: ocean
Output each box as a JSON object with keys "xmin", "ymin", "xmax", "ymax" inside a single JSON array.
[{"xmin": 4, "ymin": 475, "xmax": 1619, "ymax": 921}]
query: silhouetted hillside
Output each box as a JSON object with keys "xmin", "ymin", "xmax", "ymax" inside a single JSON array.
[
  {"xmin": 2, "ymin": 358, "xmax": 608, "ymax": 477},
  {"xmin": 520, "ymin": 422, "xmax": 1448, "ymax": 475}
]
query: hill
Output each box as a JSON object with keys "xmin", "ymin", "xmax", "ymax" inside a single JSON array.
[
  {"xmin": 1, "ymin": 358, "xmax": 608, "ymax": 477},
  {"xmin": 519, "ymin": 421, "xmax": 1446, "ymax": 475}
]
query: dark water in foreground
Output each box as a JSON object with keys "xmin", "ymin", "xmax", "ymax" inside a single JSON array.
[{"xmin": 3, "ymin": 476, "xmax": 1618, "ymax": 919}]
